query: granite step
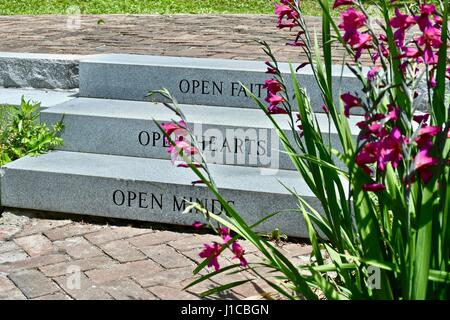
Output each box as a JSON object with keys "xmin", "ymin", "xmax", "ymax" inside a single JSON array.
[
  {"xmin": 0, "ymin": 151, "xmax": 327, "ymax": 238},
  {"xmin": 41, "ymin": 97, "xmax": 362, "ymax": 170},
  {"xmin": 79, "ymin": 54, "xmax": 364, "ymax": 114},
  {"xmin": 0, "ymin": 87, "xmax": 77, "ymax": 108}
]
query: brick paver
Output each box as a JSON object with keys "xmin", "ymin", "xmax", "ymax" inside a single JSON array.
[
  {"xmin": 0, "ymin": 14, "xmax": 371, "ymax": 64},
  {"xmin": 8, "ymin": 269, "xmax": 59, "ymax": 299},
  {"xmin": 0, "ymin": 208, "xmax": 311, "ymax": 300}
]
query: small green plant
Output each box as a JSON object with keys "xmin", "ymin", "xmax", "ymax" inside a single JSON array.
[{"xmin": 0, "ymin": 97, "xmax": 64, "ymax": 166}]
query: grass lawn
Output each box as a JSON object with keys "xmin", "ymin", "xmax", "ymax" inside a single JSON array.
[{"xmin": 0, "ymin": 0, "xmax": 323, "ymax": 15}]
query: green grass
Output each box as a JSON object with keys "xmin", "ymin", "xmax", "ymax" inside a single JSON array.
[{"xmin": 0, "ymin": 0, "xmax": 323, "ymax": 15}]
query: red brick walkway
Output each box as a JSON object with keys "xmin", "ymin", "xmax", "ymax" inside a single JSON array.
[
  {"xmin": 0, "ymin": 14, "xmax": 367, "ymax": 64},
  {"xmin": 0, "ymin": 209, "xmax": 311, "ymax": 300}
]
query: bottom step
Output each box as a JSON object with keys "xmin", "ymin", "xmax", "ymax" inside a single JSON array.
[{"xmin": 0, "ymin": 151, "xmax": 321, "ymax": 238}]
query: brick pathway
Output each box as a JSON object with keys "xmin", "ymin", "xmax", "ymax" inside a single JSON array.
[
  {"xmin": 0, "ymin": 14, "xmax": 370, "ymax": 64},
  {"xmin": 0, "ymin": 208, "xmax": 312, "ymax": 300}
]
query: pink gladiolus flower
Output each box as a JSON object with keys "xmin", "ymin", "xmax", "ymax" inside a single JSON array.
[
  {"xmin": 415, "ymin": 149, "xmax": 439, "ymax": 183},
  {"xmin": 199, "ymin": 243, "xmax": 222, "ymax": 271},
  {"xmin": 356, "ymin": 118, "xmax": 383, "ymax": 139},
  {"xmin": 177, "ymin": 162, "xmax": 202, "ymax": 168},
  {"xmin": 398, "ymin": 47, "xmax": 422, "ymax": 60},
  {"xmin": 413, "ymin": 113, "xmax": 430, "ymax": 124},
  {"xmin": 275, "ymin": 2, "xmax": 298, "ymax": 29},
  {"xmin": 161, "ymin": 120, "xmax": 187, "ymax": 136},
  {"xmin": 415, "ymin": 149, "xmax": 439, "ymax": 169},
  {"xmin": 333, "ymin": 0, "xmax": 353, "ymax": 9},
  {"xmin": 231, "ymin": 242, "xmax": 248, "ymax": 268},
  {"xmin": 339, "ymin": 8, "xmax": 366, "ymax": 39},
  {"xmin": 367, "ymin": 66, "xmax": 381, "ymax": 81},
  {"xmin": 362, "ymin": 183, "xmax": 386, "ymax": 192},
  {"xmin": 286, "ymin": 41, "xmax": 306, "ymax": 47},
  {"xmin": 390, "ymin": 8, "xmax": 416, "ymax": 47},
  {"xmin": 386, "ymin": 105, "xmax": 400, "ymax": 122},
  {"xmin": 322, "ymin": 104, "xmax": 329, "ymax": 113},
  {"xmin": 266, "ymin": 91, "xmax": 287, "ymax": 114},
  {"xmin": 268, "ymin": 105, "xmax": 288, "ymax": 115},
  {"xmin": 352, "ymin": 33, "xmax": 373, "ymax": 59},
  {"xmin": 192, "ymin": 221, "xmax": 205, "ymax": 229},
  {"xmin": 341, "ymin": 93, "xmax": 361, "ymax": 117},
  {"xmin": 420, "ymin": 4, "xmax": 437, "ymax": 15},
  {"xmin": 419, "ymin": 125, "xmax": 441, "ymax": 137},
  {"xmin": 416, "ymin": 26, "xmax": 442, "ymax": 64},
  {"xmin": 266, "ymin": 92, "xmax": 285, "ymax": 105},
  {"xmin": 356, "ymin": 143, "xmax": 378, "ymax": 166},
  {"xmin": 377, "ymin": 127, "xmax": 404, "ymax": 171},
  {"xmin": 219, "ymin": 227, "xmax": 232, "ymax": 243},
  {"xmin": 263, "ymin": 79, "xmax": 283, "ymax": 94},
  {"xmin": 338, "ymin": 8, "xmax": 372, "ymax": 59},
  {"xmin": 265, "ymin": 61, "xmax": 278, "ymax": 74},
  {"xmin": 417, "ymin": 4, "xmax": 436, "ymax": 31},
  {"xmin": 356, "ymin": 127, "xmax": 404, "ymax": 172},
  {"xmin": 168, "ymin": 140, "xmax": 198, "ymax": 164}
]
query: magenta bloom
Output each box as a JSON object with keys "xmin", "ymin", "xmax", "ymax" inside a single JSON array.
[
  {"xmin": 177, "ymin": 162, "xmax": 202, "ymax": 168},
  {"xmin": 266, "ymin": 92, "xmax": 285, "ymax": 105},
  {"xmin": 390, "ymin": 8, "xmax": 416, "ymax": 47},
  {"xmin": 415, "ymin": 149, "xmax": 439, "ymax": 169},
  {"xmin": 333, "ymin": 0, "xmax": 353, "ymax": 9},
  {"xmin": 398, "ymin": 47, "xmax": 422, "ymax": 60},
  {"xmin": 415, "ymin": 149, "xmax": 439, "ymax": 183},
  {"xmin": 417, "ymin": 26, "xmax": 442, "ymax": 65},
  {"xmin": 161, "ymin": 120, "xmax": 187, "ymax": 136},
  {"xmin": 265, "ymin": 61, "xmax": 278, "ymax": 74},
  {"xmin": 356, "ymin": 142, "xmax": 378, "ymax": 166},
  {"xmin": 168, "ymin": 139, "xmax": 198, "ymax": 163},
  {"xmin": 356, "ymin": 127, "xmax": 405, "ymax": 173},
  {"xmin": 377, "ymin": 127, "xmax": 404, "ymax": 171},
  {"xmin": 385, "ymin": 105, "xmax": 400, "ymax": 122},
  {"xmin": 417, "ymin": 4, "xmax": 437, "ymax": 31},
  {"xmin": 367, "ymin": 66, "xmax": 381, "ymax": 81},
  {"xmin": 275, "ymin": 2, "xmax": 298, "ymax": 29},
  {"xmin": 199, "ymin": 243, "xmax": 222, "ymax": 271},
  {"xmin": 192, "ymin": 221, "xmax": 205, "ymax": 229},
  {"xmin": 339, "ymin": 8, "xmax": 366, "ymax": 40},
  {"xmin": 286, "ymin": 41, "xmax": 306, "ymax": 47},
  {"xmin": 266, "ymin": 91, "xmax": 287, "ymax": 114},
  {"xmin": 413, "ymin": 113, "xmax": 430, "ymax": 124},
  {"xmin": 219, "ymin": 227, "xmax": 233, "ymax": 243},
  {"xmin": 419, "ymin": 125, "xmax": 442, "ymax": 137},
  {"xmin": 362, "ymin": 183, "xmax": 386, "ymax": 192},
  {"xmin": 341, "ymin": 93, "xmax": 361, "ymax": 117},
  {"xmin": 268, "ymin": 105, "xmax": 288, "ymax": 115},
  {"xmin": 351, "ymin": 33, "xmax": 373, "ymax": 59},
  {"xmin": 263, "ymin": 79, "xmax": 283, "ymax": 94},
  {"xmin": 231, "ymin": 242, "xmax": 248, "ymax": 268}
]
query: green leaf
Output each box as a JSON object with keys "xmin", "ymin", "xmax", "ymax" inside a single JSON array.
[
  {"xmin": 429, "ymin": 269, "xmax": 450, "ymax": 284},
  {"xmin": 199, "ymin": 279, "xmax": 253, "ymax": 297}
]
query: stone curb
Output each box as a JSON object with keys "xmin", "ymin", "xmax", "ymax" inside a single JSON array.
[{"xmin": 0, "ymin": 52, "xmax": 83, "ymax": 89}]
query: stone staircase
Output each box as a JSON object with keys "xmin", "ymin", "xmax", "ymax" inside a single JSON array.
[{"xmin": 0, "ymin": 54, "xmax": 362, "ymax": 238}]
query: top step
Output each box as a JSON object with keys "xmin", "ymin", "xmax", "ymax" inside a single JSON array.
[{"xmin": 79, "ymin": 54, "xmax": 363, "ymax": 113}]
